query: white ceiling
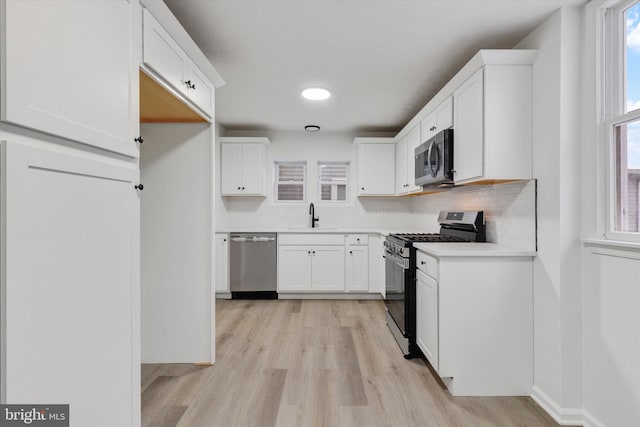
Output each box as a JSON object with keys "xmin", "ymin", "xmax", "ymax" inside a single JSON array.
[{"xmin": 164, "ymin": 0, "xmax": 585, "ymax": 133}]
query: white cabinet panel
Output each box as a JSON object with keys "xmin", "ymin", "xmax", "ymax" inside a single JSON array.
[
  {"xmin": 395, "ymin": 136, "xmax": 408, "ymax": 194},
  {"xmin": 345, "ymin": 245, "xmax": 369, "ymax": 292},
  {"xmin": 278, "ymin": 246, "xmax": 312, "ymax": 291},
  {"xmin": 421, "ymin": 97, "xmax": 453, "ymax": 142},
  {"xmin": 220, "ymin": 138, "xmax": 268, "ymax": 196},
  {"xmin": 453, "ymin": 69, "xmax": 484, "ymax": 183},
  {"xmin": 416, "ymin": 269, "xmax": 439, "ymax": 371},
  {"xmin": 2, "ymin": 0, "xmax": 137, "ymax": 157},
  {"xmin": 143, "ymin": 8, "xmax": 188, "ymax": 97},
  {"xmin": 356, "ymin": 141, "xmax": 396, "ymax": 196},
  {"xmin": 142, "ymin": 8, "xmax": 214, "ymax": 118},
  {"xmin": 406, "ymin": 126, "xmax": 422, "ymax": 193},
  {"xmin": 311, "ymin": 246, "xmax": 345, "ymax": 291},
  {"xmin": 215, "ymin": 234, "xmax": 229, "ymax": 292},
  {"xmin": 1, "ymin": 141, "xmax": 139, "ymax": 426}
]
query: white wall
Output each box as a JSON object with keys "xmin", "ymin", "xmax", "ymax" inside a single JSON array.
[
  {"xmin": 140, "ymin": 123, "xmax": 213, "ymax": 363},
  {"xmin": 217, "ymin": 129, "xmax": 415, "ymax": 230},
  {"xmin": 515, "ymin": 7, "xmax": 585, "ymax": 423},
  {"xmin": 410, "ymin": 180, "xmax": 537, "ymax": 250},
  {"xmin": 580, "ymin": 1, "xmax": 640, "ymax": 426}
]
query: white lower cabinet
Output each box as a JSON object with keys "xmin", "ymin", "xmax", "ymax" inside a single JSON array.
[
  {"xmin": 345, "ymin": 237, "xmax": 369, "ymax": 292},
  {"xmin": 1, "ymin": 141, "xmax": 140, "ymax": 426},
  {"xmin": 415, "ymin": 249, "xmax": 533, "ymax": 396},
  {"xmin": 416, "ymin": 269, "xmax": 439, "ymax": 371},
  {"xmin": 278, "ymin": 244, "xmax": 344, "ymax": 292},
  {"xmin": 215, "ymin": 233, "xmax": 229, "ymax": 292},
  {"xmin": 278, "ymin": 245, "xmax": 313, "ymax": 291}
]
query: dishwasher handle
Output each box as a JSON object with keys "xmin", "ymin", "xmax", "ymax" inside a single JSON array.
[{"xmin": 231, "ymin": 236, "xmax": 276, "ymax": 243}]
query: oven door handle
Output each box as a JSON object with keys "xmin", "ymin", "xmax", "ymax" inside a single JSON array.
[{"xmin": 384, "ymin": 249, "xmax": 407, "ymax": 269}]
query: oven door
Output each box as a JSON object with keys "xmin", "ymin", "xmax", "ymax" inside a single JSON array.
[{"xmin": 384, "ymin": 249, "xmax": 407, "ymax": 336}]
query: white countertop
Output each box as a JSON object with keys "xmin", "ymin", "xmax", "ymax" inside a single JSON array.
[
  {"xmin": 216, "ymin": 227, "xmax": 401, "ymax": 235},
  {"xmin": 413, "ymin": 242, "xmax": 536, "ymax": 257}
]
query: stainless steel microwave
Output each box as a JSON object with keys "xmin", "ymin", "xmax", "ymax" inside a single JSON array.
[{"xmin": 415, "ymin": 129, "xmax": 454, "ymax": 186}]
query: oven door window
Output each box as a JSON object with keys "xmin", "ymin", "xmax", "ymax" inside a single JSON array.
[{"xmin": 385, "ymin": 254, "xmax": 406, "ymax": 335}]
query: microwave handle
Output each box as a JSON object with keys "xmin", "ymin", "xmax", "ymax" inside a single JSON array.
[{"xmin": 427, "ymin": 140, "xmax": 438, "ymax": 178}]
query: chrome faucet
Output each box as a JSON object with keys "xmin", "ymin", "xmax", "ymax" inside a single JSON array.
[{"xmin": 309, "ymin": 202, "xmax": 319, "ymax": 228}]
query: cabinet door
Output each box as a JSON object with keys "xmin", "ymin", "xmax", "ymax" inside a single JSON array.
[
  {"xmin": 220, "ymin": 143, "xmax": 243, "ymax": 194},
  {"xmin": 2, "ymin": 0, "xmax": 137, "ymax": 157},
  {"xmin": 278, "ymin": 246, "xmax": 312, "ymax": 291},
  {"xmin": 215, "ymin": 234, "xmax": 229, "ymax": 292},
  {"xmin": 240, "ymin": 143, "xmax": 265, "ymax": 195},
  {"xmin": 406, "ymin": 126, "xmax": 422, "ymax": 193},
  {"xmin": 142, "ymin": 8, "xmax": 189, "ymax": 97},
  {"xmin": 453, "ymin": 69, "xmax": 484, "ymax": 183},
  {"xmin": 186, "ymin": 61, "xmax": 214, "ymax": 118},
  {"xmin": 1, "ymin": 141, "xmax": 140, "ymax": 426},
  {"xmin": 416, "ymin": 270, "xmax": 439, "ymax": 372},
  {"xmin": 395, "ymin": 137, "xmax": 408, "ymax": 194},
  {"xmin": 435, "ymin": 96, "xmax": 453, "ymax": 131},
  {"xmin": 357, "ymin": 143, "xmax": 395, "ymax": 195},
  {"xmin": 421, "ymin": 111, "xmax": 437, "ymax": 141},
  {"xmin": 345, "ymin": 246, "xmax": 369, "ymax": 292},
  {"xmin": 311, "ymin": 246, "xmax": 345, "ymax": 291}
]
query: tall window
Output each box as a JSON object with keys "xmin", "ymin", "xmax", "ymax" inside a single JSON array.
[
  {"xmin": 318, "ymin": 162, "xmax": 349, "ymax": 202},
  {"xmin": 274, "ymin": 162, "xmax": 306, "ymax": 202},
  {"xmin": 607, "ymin": 0, "xmax": 640, "ymax": 238}
]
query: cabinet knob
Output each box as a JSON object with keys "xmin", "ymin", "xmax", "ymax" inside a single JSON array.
[
  {"xmin": 421, "ymin": 261, "xmax": 426, "ymax": 265},
  {"xmin": 223, "ymin": 238, "xmax": 227, "ymax": 242},
  {"xmin": 356, "ymin": 238, "xmax": 360, "ymax": 242},
  {"xmin": 237, "ymin": 186, "xmax": 241, "ymax": 190},
  {"xmin": 241, "ymin": 186, "xmax": 245, "ymax": 190},
  {"xmin": 134, "ymin": 136, "xmax": 144, "ymax": 144},
  {"xmin": 308, "ymin": 251, "xmax": 311, "ymax": 255},
  {"xmin": 134, "ymin": 184, "xmax": 144, "ymax": 191},
  {"xmin": 361, "ymin": 187, "xmax": 365, "ymax": 191},
  {"xmin": 349, "ymin": 250, "xmax": 353, "ymax": 254},
  {"xmin": 312, "ymin": 251, "xmax": 316, "ymax": 254}
]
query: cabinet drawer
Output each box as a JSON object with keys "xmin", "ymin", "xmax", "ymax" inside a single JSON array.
[
  {"xmin": 345, "ymin": 234, "xmax": 368, "ymax": 246},
  {"xmin": 416, "ymin": 250, "xmax": 438, "ymax": 280},
  {"xmin": 278, "ymin": 233, "xmax": 345, "ymax": 246}
]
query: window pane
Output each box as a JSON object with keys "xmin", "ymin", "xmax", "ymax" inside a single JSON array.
[
  {"xmin": 275, "ymin": 162, "xmax": 305, "ymax": 201},
  {"xmin": 614, "ymin": 119, "xmax": 640, "ymax": 231},
  {"xmin": 277, "ymin": 184, "xmax": 305, "ymax": 201},
  {"xmin": 318, "ymin": 162, "xmax": 349, "ymax": 202},
  {"xmin": 625, "ymin": 2, "xmax": 640, "ymax": 113}
]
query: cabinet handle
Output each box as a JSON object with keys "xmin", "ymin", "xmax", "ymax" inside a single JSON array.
[
  {"xmin": 134, "ymin": 136, "xmax": 144, "ymax": 144},
  {"xmin": 349, "ymin": 250, "xmax": 353, "ymax": 254},
  {"xmin": 185, "ymin": 80, "xmax": 195, "ymax": 89},
  {"xmin": 134, "ymin": 184, "xmax": 144, "ymax": 191},
  {"xmin": 421, "ymin": 261, "xmax": 426, "ymax": 265}
]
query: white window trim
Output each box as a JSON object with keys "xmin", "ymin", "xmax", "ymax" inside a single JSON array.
[
  {"xmin": 603, "ymin": 0, "xmax": 640, "ymax": 243},
  {"xmin": 274, "ymin": 161, "xmax": 306, "ymax": 203},
  {"xmin": 317, "ymin": 161, "xmax": 350, "ymax": 203}
]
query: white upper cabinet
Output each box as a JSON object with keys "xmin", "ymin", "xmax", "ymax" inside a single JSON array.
[
  {"xmin": 405, "ymin": 125, "xmax": 422, "ymax": 193},
  {"xmin": 421, "ymin": 96, "xmax": 453, "ymax": 142},
  {"xmin": 395, "ymin": 136, "xmax": 409, "ymax": 195},
  {"xmin": 354, "ymin": 138, "xmax": 396, "ymax": 196},
  {"xmin": 220, "ymin": 137, "xmax": 270, "ymax": 196},
  {"xmin": 142, "ymin": 8, "xmax": 214, "ymax": 118},
  {"xmin": 453, "ymin": 69, "xmax": 485, "ymax": 182},
  {"xmin": 1, "ymin": 0, "xmax": 138, "ymax": 157},
  {"xmin": 453, "ymin": 65, "xmax": 532, "ymax": 184}
]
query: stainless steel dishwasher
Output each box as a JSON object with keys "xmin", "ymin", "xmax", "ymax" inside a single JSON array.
[{"xmin": 229, "ymin": 233, "xmax": 278, "ymax": 299}]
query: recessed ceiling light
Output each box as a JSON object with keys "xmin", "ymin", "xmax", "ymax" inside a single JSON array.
[
  {"xmin": 302, "ymin": 87, "xmax": 331, "ymax": 101},
  {"xmin": 305, "ymin": 125, "xmax": 320, "ymax": 132}
]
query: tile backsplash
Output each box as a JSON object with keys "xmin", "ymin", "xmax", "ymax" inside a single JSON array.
[{"xmin": 410, "ymin": 180, "xmax": 536, "ymax": 250}]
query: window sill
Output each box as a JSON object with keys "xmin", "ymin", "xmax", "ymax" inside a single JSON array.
[{"xmin": 582, "ymin": 238, "xmax": 640, "ymax": 260}]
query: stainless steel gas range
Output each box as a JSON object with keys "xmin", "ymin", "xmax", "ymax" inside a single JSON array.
[{"xmin": 384, "ymin": 210, "xmax": 486, "ymax": 358}]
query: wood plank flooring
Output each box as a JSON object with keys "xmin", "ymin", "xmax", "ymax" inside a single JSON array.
[{"xmin": 142, "ymin": 299, "xmax": 559, "ymax": 427}]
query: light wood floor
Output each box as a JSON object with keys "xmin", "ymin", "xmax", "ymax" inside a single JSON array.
[{"xmin": 142, "ymin": 299, "xmax": 560, "ymax": 427}]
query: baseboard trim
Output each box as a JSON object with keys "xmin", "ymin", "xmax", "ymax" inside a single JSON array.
[
  {"xmin": 530, "ymin": 386, "xmax": 583, "ymax": 426},
  {"xmin": 581, "ymin": 410, "xmax": 606, "ymax": 427},
  {"xmin": 278, "ymin": 292, "xmax": 382, "ymax": 300}
]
